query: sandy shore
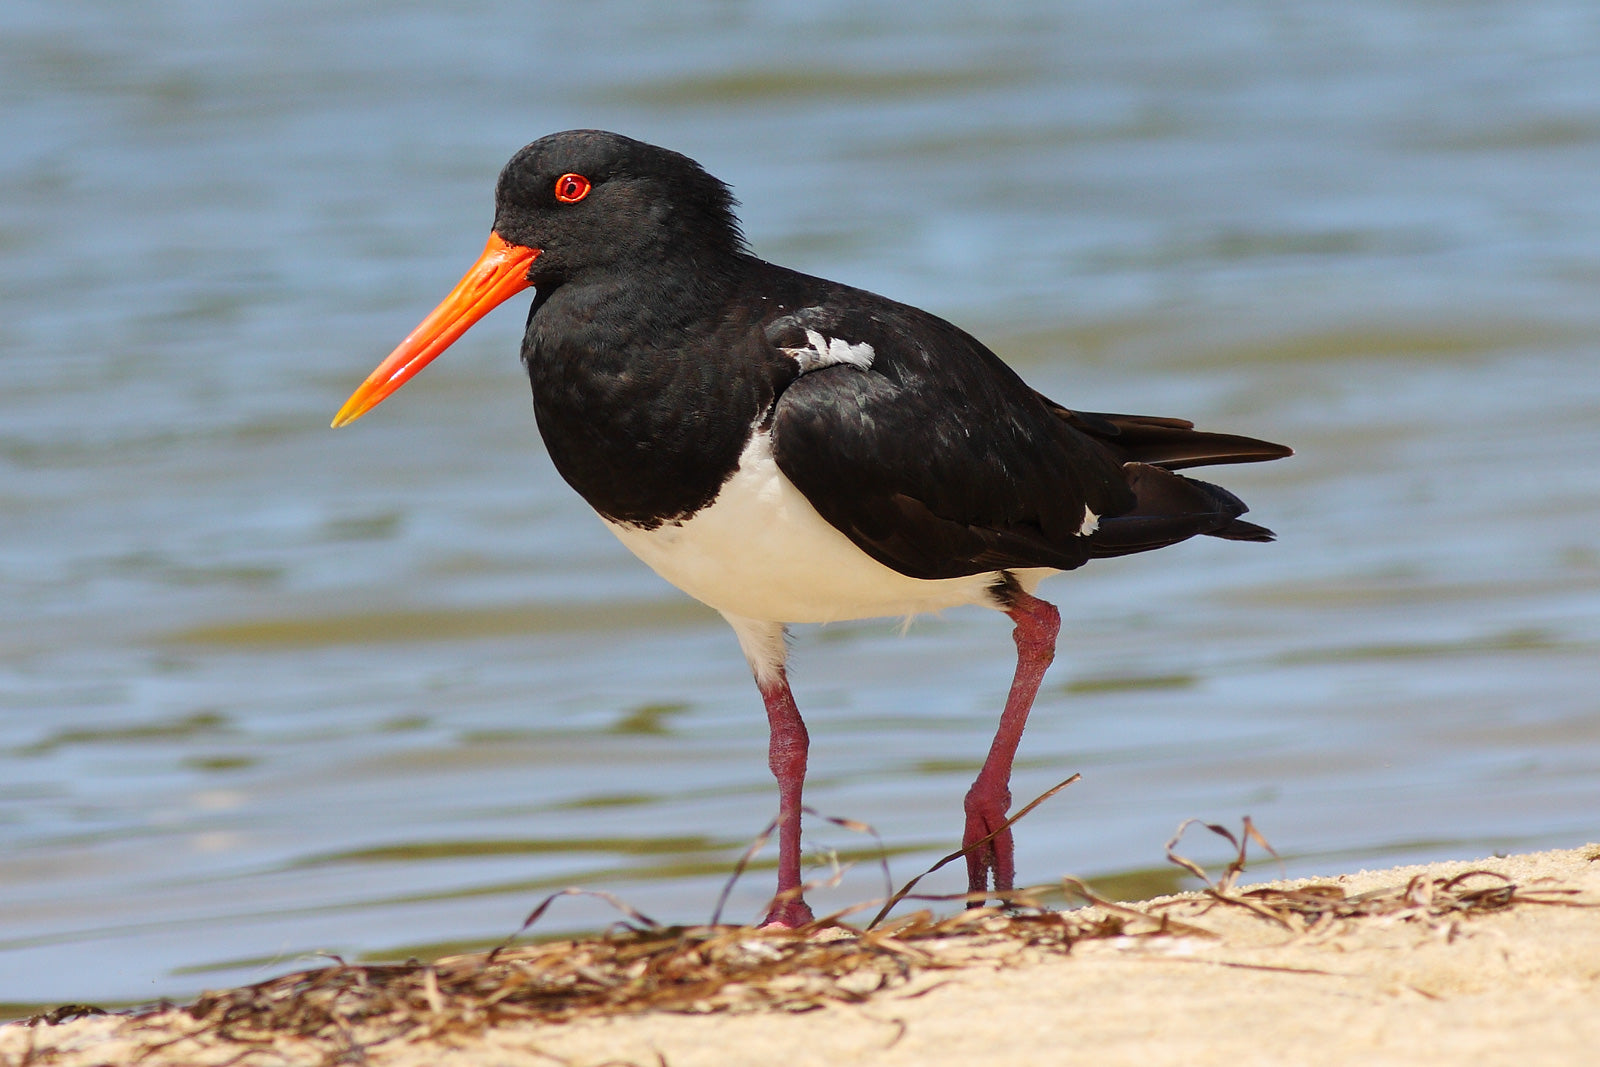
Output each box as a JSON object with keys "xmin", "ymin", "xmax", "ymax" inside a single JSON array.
[{"xmin": 5, "ymin": 844, "xmax": 1597, "ymax": 1067}]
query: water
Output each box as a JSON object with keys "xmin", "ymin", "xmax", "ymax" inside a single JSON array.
[{"xmin": 3, "ymin": 0, "xmax": 1598, "ymax": 1010}]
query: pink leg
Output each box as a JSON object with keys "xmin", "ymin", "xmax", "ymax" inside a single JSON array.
[
  {"xmin": 758, "ymin": 669, "xmax": 816, "ymax": 927},
  {"xmin": 963, "ymin": 588, "xmax": 1061, "ymax": 902}
]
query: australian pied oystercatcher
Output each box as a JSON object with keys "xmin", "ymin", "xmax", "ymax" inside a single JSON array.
[{"xmin": 333, "ymin": 130, "xmax": 1291, "ymax": 927}]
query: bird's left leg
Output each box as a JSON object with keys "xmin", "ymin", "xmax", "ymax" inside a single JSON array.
[
  {"xmin": 723, "ymin": 614, "xmax": 815, "ymax": 927},
  {"xmin": 963, "ymin": 581, "xmax": 1061, "ymax": 902}
]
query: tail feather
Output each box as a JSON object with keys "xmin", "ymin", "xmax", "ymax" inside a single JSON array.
[
  {"xmin": 1046, "ymin": 403, "xmax": 1293, "ymax": 470},
  {"xmin": 1085, "ymin": 463, "xmax": 1277, "ymax": 560},
  {"xmin": 1211, "ymin": 518, "xmax": 1276, "ymax": 543}
]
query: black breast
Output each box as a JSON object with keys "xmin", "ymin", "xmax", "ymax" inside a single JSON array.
[{"xmin": 521, "ymin": 281, "xmax": 795, "ymax": 528}]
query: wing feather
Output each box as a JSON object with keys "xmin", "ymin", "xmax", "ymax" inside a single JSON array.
[{"xmin": 752, "ymin": 266, "xmax": 1291, "ymax": 581}]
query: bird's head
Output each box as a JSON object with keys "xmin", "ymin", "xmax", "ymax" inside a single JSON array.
[{"xmin": 332, "ymin": 130, "xmax": 743, "ymax": 428}]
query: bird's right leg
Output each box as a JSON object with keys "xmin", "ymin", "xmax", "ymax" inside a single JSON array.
[{"xmin": 963, "ymin": 583, "xmax": 1061, "ymax": 902}]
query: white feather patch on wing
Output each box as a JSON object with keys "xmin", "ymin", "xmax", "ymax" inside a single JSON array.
[
  {"xmin": 780, "ymin": 328, "xmax": 875, "ymax": 374},
  {"xmin": 1078, "ymin": 506, "xmax": 1100, "ymax": 536}
]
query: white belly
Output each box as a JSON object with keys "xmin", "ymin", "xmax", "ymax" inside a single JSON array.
[{"xmin": 602, "ymin": 431, "xmax": 1055, "ymax": 624}]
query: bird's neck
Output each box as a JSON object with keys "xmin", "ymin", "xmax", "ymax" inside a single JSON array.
[
  {"xmin": 520, "ymin": 256, "xmax": 781, "ymax": 528},
  {"xmin": 529, "ymin": 255, "xmax": 736, "ymax": 357}
]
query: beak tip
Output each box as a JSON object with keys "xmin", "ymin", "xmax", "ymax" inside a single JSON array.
[
  {"xmin": 330, "ymin": 232, "xmax": 536, "ymax": 435},
  {"xmin": 330, "ymin": 402, "xmax": 362, "ymax": 429}
]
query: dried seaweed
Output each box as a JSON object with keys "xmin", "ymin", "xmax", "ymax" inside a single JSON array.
[
  {"xmin": 44, "ymin": 907, "xmax": 1130, "ymax": 1067},
  {"xmin": 1231, "ymin": 868, "xmax": 1592, "ymax": 929},
  {"xmin": 19, "ymin": 1005, "xmax": 106, "ymax": 1027},
  {"xmin": 13, "ymin": 777, "xmax": 1132, "ymax": 1067},
  {"xmin": 1155, "ymin": 818, "xmax": 1595, "ymax": 935},
  {"xmin": 14, "ymin": 813, "xmax": 1595, "ymax": 1067}
]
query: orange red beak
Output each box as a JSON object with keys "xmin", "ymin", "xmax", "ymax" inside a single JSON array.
[{"xmin": 331, "ymin": 232, "xmax": 539, "ymax": 428}]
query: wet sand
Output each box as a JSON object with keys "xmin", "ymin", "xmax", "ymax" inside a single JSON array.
[{"xmin": 5, "ymin": 844, "xmax": 1596, "ymax": 1067}]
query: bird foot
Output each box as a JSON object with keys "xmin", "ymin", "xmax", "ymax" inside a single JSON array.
[
  {"xmin": 961, "ymin": 791, "xmax": 1015, "ymax": 904},
  {"xmin": 760, "ymin": 898, "xmax": 816, "ymax": 929}
]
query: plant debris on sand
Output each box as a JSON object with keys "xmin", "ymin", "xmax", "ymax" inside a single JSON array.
[
  {"xmin": 6, "ymin": 905, "xmax": 1143, "ymax": 1067},
  {"xmin": 10, "ymin": 823, "xmax": 1595, "ymax": 1067},
  {"xmin": 1150, "ymin": 818, "xmax": 1592, "ymax": 938}
]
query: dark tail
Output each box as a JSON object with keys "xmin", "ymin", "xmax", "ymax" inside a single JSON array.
[
  {"xmin": 1084, "ymin": 463, "xmax": 1276, "ymax": 559},
  {"xmin": 1042, "ymin": 399, "xmax": 1291, "ymax": 554},
  {"xmin": 1045, "ymin": 403, "xmax": 1294, "ymax": 470}
]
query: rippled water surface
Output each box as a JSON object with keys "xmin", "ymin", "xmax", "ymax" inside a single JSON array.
[{"xmin": 3, "ymin": 1, "xmax": 1599, "ymax": 1010}]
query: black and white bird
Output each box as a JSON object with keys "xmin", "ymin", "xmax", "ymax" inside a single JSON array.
[{"xmin": 333, "ymin": 130, "xmax": 1291, "ymax": 927}]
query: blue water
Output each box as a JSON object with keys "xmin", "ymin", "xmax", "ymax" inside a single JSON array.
[{"xmin": 2, "ymin": 1, "xmax": 1598, "ymax": 1009}]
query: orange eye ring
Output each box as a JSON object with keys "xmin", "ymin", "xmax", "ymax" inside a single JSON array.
[{"xmin": 554, "ymin": 173, "xmax": 591, "ymax": 203}]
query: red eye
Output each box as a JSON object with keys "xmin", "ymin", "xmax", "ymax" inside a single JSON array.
[{"xmin": 554, "ymin": 173, "xmax": 591, "ymax": 203}]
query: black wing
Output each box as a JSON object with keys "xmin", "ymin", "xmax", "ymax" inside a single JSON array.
[{"xmin": 758, "ymin": 271, "xmax": 1291, "ymax": 581}]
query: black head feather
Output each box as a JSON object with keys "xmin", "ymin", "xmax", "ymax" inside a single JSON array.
[{"xmin": 492, "ymin": 130, "xmax": 746, "ymax": 284}]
